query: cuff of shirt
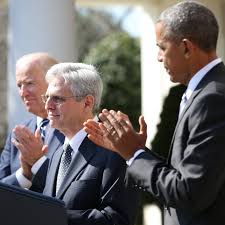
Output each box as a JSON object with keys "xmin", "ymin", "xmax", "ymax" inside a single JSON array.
[
  {"xmin": 31, "ymin": 155, "xmax": 47, "ymax": 175},
  {"xmin": 126, "ymin": 149, "xmax": 145, "ymax": 166},
  {"xmin": 15, "ymin": 168, "xmax": 32, "ymax": 189}
]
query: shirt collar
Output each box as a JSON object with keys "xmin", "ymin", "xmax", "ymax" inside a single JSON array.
[
  {"xmin": 36, "ymin": 116, "xmax": 47, "ymax": 127},
  {"xmin": 64, "ymin": 129, "xmax": 87, "ymax": 153},
  {"xmin": 185, "ymin": 58, "xmax": 222, "ymax": 100}
]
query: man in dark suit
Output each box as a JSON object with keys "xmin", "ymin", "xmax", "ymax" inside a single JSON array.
[
  {"xmin": 14, "ymin": 63, "xmax": 138, "ymax": 225},
  {"xmin": 84, "ymin": 1, "xmax": 225, "ymax": 225},
  {"xmin": 0, "ymin": 52, "xmax": 64, "ymax": 191}
]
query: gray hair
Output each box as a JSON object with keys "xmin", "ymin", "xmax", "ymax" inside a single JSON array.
[
  {"xmin": 16, "ymin": 52, "xmax": 58, "ymax": 78},
  {"xmin": 46, "ymin": 63, "xmax": 103, "ymax": 113},
  {"xmin": 158, "ymin": 0, "xmax": 218, "ymax": 52}
]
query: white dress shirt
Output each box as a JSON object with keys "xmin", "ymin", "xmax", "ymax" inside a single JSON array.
[{"xmin": 63, "ymin": 129, "xmax": 87, "ymax": 159}]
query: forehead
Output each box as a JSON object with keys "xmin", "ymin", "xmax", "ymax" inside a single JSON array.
[
  {"xmin": 155, "ymin": 22, "xmax": 166, "ymax": 40},
  {"xmin": 16, "ymin": 61, "xmax": 43, "ymax": 82},
  {"xmin": 47, "ymin": 77, "xmax": 71, "ymax": 94}
]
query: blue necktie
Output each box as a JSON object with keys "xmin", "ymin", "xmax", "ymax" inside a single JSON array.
[
  {"xmin": 56, "ymin": 144, "xmax": 73, "ymax": 194},
  {"xmin": 39, "ymin": 119, "xmax": 49, "ymax": 141}
]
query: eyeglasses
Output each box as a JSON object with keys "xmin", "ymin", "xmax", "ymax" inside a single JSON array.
[{"xmin": 41, "ymin": 94, "xmax": 79, "ymax": 105}]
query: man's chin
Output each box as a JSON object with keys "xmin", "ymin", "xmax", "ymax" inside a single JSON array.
[
  {"xmin": 169, "ymin": 75, "xmax": 178, "ymax": 84},
  {"xmin": 26, "ymin": 106, "xmax": 35, "ymax": 114},
  {"xmin": 49, "ymin": 120, "xmax": 59, "ymax": 129}
]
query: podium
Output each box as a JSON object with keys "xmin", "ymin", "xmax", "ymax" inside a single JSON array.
[{"xmin": 0, "ymin": 182, "xmax": 67, "ymax": 225}]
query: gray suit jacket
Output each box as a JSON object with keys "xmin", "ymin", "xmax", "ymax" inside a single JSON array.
[
  {"xmin": 126, "ymin": 62, "xmax": 225, "ymax": 225},
  {"xmin": 0, "ymin": 116, "xmax": 65, "ymax": 191},
  {"xmin": 43, "ymin": 136, "xmax": 138, "ymax": 225}
]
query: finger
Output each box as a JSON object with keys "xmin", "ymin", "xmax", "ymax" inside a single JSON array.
[
  {"xmin": 87, "ymin": 133, "xmax": 105, "ymax": 147},
  {"xmin": 83, "ymin": 120, "xmax": 101, "ymax": 132},
  {"xmin": 35, "ymin": 128, "xmax": 42, "ymax": 142},
  {"xmin": 109, "ymin": 110, "xmax": 126, "ymax": 135},
  {"xmin": 12, "ymin": 138, "xmax": 26, "ymax": 154},
  {"xmin": 19, "ymin": 126, "xmax": 33, "ymax": 138},
  {"xmin": 13, "ymin": 126, "xmax": 33, "ymax": 144},
  {"xmin": 111, "ymin": 110, "xmax": 133, "ymax": 134},
  {"xmin": 83, "ymin": 121, "xmax": 103, "ymax": 136},
  {"xmin": 99, "ymin": 110, "xmax": 114, "ymax": 132},
  {"xmin": 117, "ymin": 111, "xmax": 129, "ymax": 121},
  {"xmin": 117, "ymin": 111, "xmax": 133, "ymax": 127},
  {"xmin": 139, "ymin": 115, "xmax": 147, "ymax": 135},
  {"xmin": 107, "ymin": 110, "xmax": 123, "ymax": 131},
  {"xmin": 42, "ymin": 145, "xmax": 48, "ymax": 155},
  {"xmin": 99, "ymin": 122, "xmax": 111, "ymax": 137},
  {"xmin": 13, "ymin": 128, "xmax": 28, "ymax": 143}
]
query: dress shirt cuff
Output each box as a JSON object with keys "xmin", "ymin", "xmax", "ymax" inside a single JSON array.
[
  {"xmin": 31, "ymin": 155, "xmax": 47, "ymax": 175},
  {"xmin": 15, "ymin": 168, "xmax": 32, "ymax": 189},
  {"xmin": 126, "ymin": 149, "xmax": 145, "ymax": 166}
]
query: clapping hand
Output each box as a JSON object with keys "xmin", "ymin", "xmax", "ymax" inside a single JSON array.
[
  {"xmin": 12, "ymin": 125, "xmax": 48, "ymax": 166},
  {"xmin": 84, "ymin": 109, "xmax": 147, "ymax": 160}
]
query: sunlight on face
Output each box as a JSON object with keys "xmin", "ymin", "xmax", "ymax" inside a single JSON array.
[
  {"xmin": 45, "ymin": 77, "xmax": 85, "ymax": 137},
  {"xmin": 16, "ymin": 62, "xmax": 48, "ymax": 116}
]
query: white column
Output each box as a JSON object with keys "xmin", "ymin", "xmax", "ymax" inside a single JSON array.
[
  {"xmin": 140, "ymin": 4, "xmax": 172, "ymax": 148},
  {"xmin": 7, "ymin": 0, "xmax": 76, "ymax": 131},
  {"xmin": 204, "ymin": 0, "xmax": 225, "ymax": 61}
]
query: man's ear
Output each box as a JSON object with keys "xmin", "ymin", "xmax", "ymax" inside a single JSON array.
[
  {"xmin": 84, "ymin": 95, "xmax": 94, "ymax": 110},
  {"xmin": 182, "ymin": 39, "xmax": 195, "ymax": 58}
]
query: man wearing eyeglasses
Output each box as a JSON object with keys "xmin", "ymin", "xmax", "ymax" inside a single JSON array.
[
  {"xmin": 0, "ymin": 52, "xmax": 65, "ymax": 192},
  {"xmin": 13, "ymin": 63, "xmax": 138, "ymax": 225}
]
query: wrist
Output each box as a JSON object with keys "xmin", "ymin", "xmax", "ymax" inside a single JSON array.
[{"xmin": 22, "ymin": 167, "xmax": 32, "ymax": 180}]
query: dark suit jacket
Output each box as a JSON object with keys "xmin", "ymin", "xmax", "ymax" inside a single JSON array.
[
  {"xmin": 0, "ymin": 116, "xmax": 65, "ymax": 191},
  {"xmin": 126, "ymin": 62, "xmax": 225, "ymax": 225},
  {"xmin": 43, "ymin": 136, "xmax": 138, "ymax": 225}
]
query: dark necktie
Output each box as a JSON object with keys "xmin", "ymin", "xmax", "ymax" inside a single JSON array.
[
  {"xmin": 56, "ymin": 144, "xmax": 73, "ymax": 194},
  {"xmin": 39, "ymin": 119, "xmax": 49, "ymax": 141}
]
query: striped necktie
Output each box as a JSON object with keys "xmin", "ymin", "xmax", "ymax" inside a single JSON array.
[{"xmin": 39, "ymin": 119, "xmax": 49, "ymax": 141}]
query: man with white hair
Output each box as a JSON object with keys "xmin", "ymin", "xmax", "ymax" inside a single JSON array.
[
  {"xmin": 14, "ymin": 63, "xmax": 138, "ymax": 225},
  {"xmin": 0, "ymin": 52, "xmax": 64, "ymax": 191}
]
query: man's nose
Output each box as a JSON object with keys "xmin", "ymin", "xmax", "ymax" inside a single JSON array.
[
  {"xmin": 20, "ymin": 85, "xmax": 29, "ymax": 97},
  {"xmin": 157, "ymin": 50, "xmax": 163, "ymax": 62},
  {"xmin": 45, "ymin": 97, "xmax": 54, "ymax": 110}
]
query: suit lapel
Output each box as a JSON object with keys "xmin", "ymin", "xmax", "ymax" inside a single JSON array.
[
  {"xmin": 167, "ymin": 77, "xmax": 212, "ymax": 163},
  {"xmin": 29, "ymin": 117, "xmax": 37, "ymax": 133},
  {"xmin": 45, "ymin": 128, "xmax": 65, "ymax": 157},
  {"xmin": 44, "ymin": 146, "xmax": 64, "ymax": 196},
  {"xmin": 167, "ymin": 62, "xmax": 225, "ymax": 163},
  {"xmin": 56, "ymin": 137, "xmax": 97, "ymax": 198}
]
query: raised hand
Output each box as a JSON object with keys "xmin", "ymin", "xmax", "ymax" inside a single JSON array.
[
  {"xmin": 83, "ymin": 119, "xmax": 116, "ymax": 151},
  {"xmin": 12, "ymin": 125, "xmax": 48, "ymax": 166},
  {"xmin": 84, "ymin": 109, "xmax": 147, "ymax": 160}
]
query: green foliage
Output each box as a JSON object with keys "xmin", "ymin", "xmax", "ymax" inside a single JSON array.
[
  {"xmin": 84, "ymin": 31, "xmax": 141, "ymax": 128},
  {"xmin": 75, "ymin": 8, "xmax": 123, "ymax": 61}
]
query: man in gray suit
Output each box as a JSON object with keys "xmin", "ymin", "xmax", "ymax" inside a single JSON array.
[
  {"xmin": 14, "ymin": 63, "xmax": 138, "ymax": 225},
  {"xmin": 0, "ymin": 52, "xmax": 64, "ymax": 191},
  {"xmin": 84, "ymin": 1, "xmax": 225, "ymax": 225}
]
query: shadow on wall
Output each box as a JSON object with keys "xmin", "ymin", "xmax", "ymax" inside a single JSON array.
[{"xmin": 151, "ymin": 84, "xmax": 186, "ymax": 159}]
